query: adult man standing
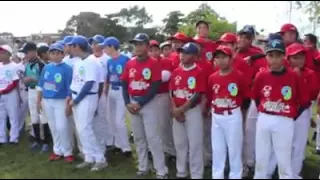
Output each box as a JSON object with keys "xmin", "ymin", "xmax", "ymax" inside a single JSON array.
[{"xmin": 0, "ymin": 45, "xmax": 20, "ymax": 145}]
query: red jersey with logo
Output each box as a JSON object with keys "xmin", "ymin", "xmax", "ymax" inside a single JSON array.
[
  {"xmin": 194, "ymin": 38, "xmax": 218, "ymax": 63},
  {"xmin": 207, "ymin": 69, "xmax": 250, "ymax": 113},
  {"xmin": 236, "ymin": 46, "xmax": 268, "ymax": 78},
  {"xmin": 296, "ymin": 67, "xmax": 319, "ymax": 101},
  {"xmin": 196, "ymin": 59, "xmax": 214, "ymax": 80},
  {"xmin": 251, "ymin": 68, "xmax": 308, "ymax": 118},
  {"xmin": 169, "ymin": 52, "xmax": 181, "ymax": 69},
  {"xmin": 121, "ymin": 57, "xmax": 161, "ymax": 96},
  {"xmin": 157, "ymin": 57, "xmax": 174, "ymax": 93},
  {"xmin": 169, "ymin": 65, "xmax": 206, "ymax": 107}
]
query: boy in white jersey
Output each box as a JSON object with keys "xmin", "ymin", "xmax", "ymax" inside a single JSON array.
[
  {"xmin": 0, "ymin": 45, "xmax": 20, "ymax": 144},
  {"xmin": 88, "ymin": 35, "xmax": 111, "ymax": 153},
  {"xmin": 66, "ymin": 35, "xmax": 107, "ymax": 171}
]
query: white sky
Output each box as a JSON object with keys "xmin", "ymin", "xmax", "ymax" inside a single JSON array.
[{"xmin": 0, "ymin": 1, "xmax": 310, "ymax": 36}]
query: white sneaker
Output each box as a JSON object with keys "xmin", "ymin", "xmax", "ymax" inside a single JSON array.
[
  {"xmin": 76, "ymin": 162, "xmax": 93, "ymax": 169},
  {"xmin": 90, "ymin": 162, "xmax": 108, "ymax": 172}
]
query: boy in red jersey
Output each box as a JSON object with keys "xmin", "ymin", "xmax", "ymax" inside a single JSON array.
[
  {"xmin": 168, "ymin": 32, "xmax": 193, "ymax": 69},
  {"xmin": 121, "ymin": 33, "xmax": 168, "ymax": 179},
  {"xmin": 169, "ymin": 42, "xmax": 206, "ymax": 179},
  {"xmin": 267, "ymin": 43, "xmax": 319, "ymax": 179},
  {"xmin": 252, "ymin": 40, "xmax": 308, "ymax": 179},
  {"xmin": 149, "ymin": 40, "xmax": 176, "ymax": 158},
  {"xmin": 208, "ymin": 45, "xmax": 250, "ymax": 179}
]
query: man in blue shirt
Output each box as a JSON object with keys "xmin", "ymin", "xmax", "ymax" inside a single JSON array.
[
  {"xmin": 21, "ymin": 42, "xmax": 51, "ymax": 152},
  {"xmin": 37, "ymin": 43, "xmax": 74, "ymax": 163},
  {"xmin": 100, "ymin": 37, "xmax": 132, "ymax": 156}
]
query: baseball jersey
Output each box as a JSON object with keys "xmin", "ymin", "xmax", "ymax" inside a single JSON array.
[
  {"xmin": 295, "ymin": 67, "xmax": 319, "ymax": 102},
  {"xmin": 194, "ymin": 38, "xmax": 218, "ymax": 63},
  {"xmin": 15, "ymin": 62, "xmax": 27, "ymax": 91},
  {"xmin": 70, "ymin": 56, "xmax": 100, "ymax": 93},
  {"xmin": 88, "ymin": 53, "xmax": 110, "ymax": 83},
  {"xmin": 38, "ymin": 62, "xmax": 73, "ymax": 99},
  {"xmin": 251, "ymin": 68, "xmax": 308, "ymax": 118},
  {"xmin": 24, "ymin": 60, "xmax": 45, "ymax": 88},
  {"xmin": 63, "ymin": 55, "xmax": 80, "ymax": 69},
  {"xmin": 169, "ymin": 64, "xmax": 206, "ymax": 107},
  {"xmin": 196, "ymin": 59, "xmax": 214, "ymax": 80},
  {"xmin": 207, "ymin": 69, "xmax": 249, "ymax": 113},
  {"xmin": 121, "ymin": 57, "xmax": 161, "ymax": 96},
  {"xmin": 0, "ymin": 62, "xmax": 19, "ymax": 91},
  {"xmin": 157, "ymin": 57, "xmax": 174, "ymax": 94},
  {"xmin": 169, "ymin": 52, "xmax": 181, "ymax": 69},
  {"xmin": 107, "ymin": 54, "xmax": 129, "ymax": 90}
]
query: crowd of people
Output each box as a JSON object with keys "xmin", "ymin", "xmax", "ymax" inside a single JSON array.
[{"xmin": 0, "ymin": 20, "xmax": 320, "ymax": 179}]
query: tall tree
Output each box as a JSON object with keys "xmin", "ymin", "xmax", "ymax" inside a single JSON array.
[
  {"xmin": 295, "ymin": 1, "xmax": 320, "ymax": 33},
  {"xmin": 162, "ymin": 11, "xmax": 185, "ymax": 36},
  {"xmin": 179, "ymin": 3, "xmax": 237, "ymax": 40}
]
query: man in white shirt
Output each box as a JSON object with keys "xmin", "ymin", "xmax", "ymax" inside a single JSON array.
[
  {"xmin": 66, "ymin": 35, "xmax": 107, "ymax": 172},
  {"xmin": 121, "ymin": 45, "xmax": 133, "ymax": 58}
]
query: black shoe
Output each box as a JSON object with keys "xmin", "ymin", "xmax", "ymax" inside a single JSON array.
[
  {"xmin": 176, "ymin": 176, "xmax": 187, "ymax": 179},
  {"xmin": 148, "ymin": 151, "xmax": 153, "ymax": 161},
  {"xmin": 9, "ymin": 142, "xmax": 18, "ymax": 146},
  {"xmin": 312, "ymin": 132, "xmax": 317, "ymax": 141},
  {"xmin": 316, "ymin": 149, "xmax": 320, "ymax": 155}
]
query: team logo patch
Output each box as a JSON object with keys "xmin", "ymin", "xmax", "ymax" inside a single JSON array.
[
  {"xmin": 116, "ymin": 65, "xmax": 123, "ymax": 74},
  {"xmin": 5, "ymin": 70, "xmax": 12, "ymax": 79},
  {"xmin": 79, "ymin": 66, "xmax": 85, "ymax": 76},
  {"xmin": 206, "ymin": 52, "xmax": 213, "ymax": 61},
  {"xmin": 142, "ymin": 68, "xmax": 151, "ymax": 80},
  {"xmin": 228, "ymin": 83, "xmax": 238, "ymax": 97},
  {"xmin": 54, "ymin": 73, "xmax": 62, "ymax": 83},
  {"xmin": 44, "ymin": 71, "xmax": 50, "ymax": 79},
  {"xmin": 281, "ymin": 86, "xmax": 292, "ymax": 101},
  {"xmin": 187, "ymin": 77, "xmax": 196, "ymax": 89}
]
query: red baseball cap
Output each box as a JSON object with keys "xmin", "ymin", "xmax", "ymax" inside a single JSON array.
[
  {"xmin": 217, "ymin": 33, "xmax": 237, "ymax": 44},
  {"xmin": 149, "ymin": 40, "xmax": 160, "ymax": 47},
  {"xmin": 286, "ymin": 43, "xmax": 306, "ymax": 56},
  {"xmin": 168, "ymin": 32, "xmax": 190, "ymax": 43},
  {"xmin": 214, "ymin": 45, "xmax": 233, "ymax": 57},
  {"xmin": 279, "ymin": 23, "xmax": 298, "ymax": 34}
]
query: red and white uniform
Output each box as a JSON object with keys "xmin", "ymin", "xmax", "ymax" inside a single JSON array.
[
  {"xmin": 121, "ymin": 57, "xmax": 168, "ymax": 176},
  {"xmin": 252, "ymin": 68, "xmax": 307, "ymax": 179},
  {"xmin": 194, "ymin": 37, "xmax": 218, "ymax": 63},
  {"xmin": 208, "ymin": 69, "xmax": 249, "ymax": 179},
  {"xmin": 169, "ymin": 64, "xmax": 206, "ymax": 179}
]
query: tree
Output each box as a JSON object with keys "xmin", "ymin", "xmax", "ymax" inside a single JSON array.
[
  {"xmin": 179, "ymin": 3, "xmax": 237, "ymax": 40},
  {"xmin": 59, "ymin": 12, "xmax": 105, "ymax": 37},
  {"xmin": 295, "ymin": 1, "xmax": 320, "ymax": 33},
  {"xmin": 162, "ymin": 11, "xmax": 184, "ymax": 36}
]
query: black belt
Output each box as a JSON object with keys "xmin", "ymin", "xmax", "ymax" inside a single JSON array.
[
  {"xmin": 28, "ymin": 86, "xmax": 36, "ymax": 90},
  {"xmin": 71, "ymin": 90, "xmax": 97, "ymax": 95}
]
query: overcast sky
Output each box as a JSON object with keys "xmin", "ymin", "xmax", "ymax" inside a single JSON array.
[{"xmin": 0, "ymin": 1, "xmax": 308, "ymax": 36}]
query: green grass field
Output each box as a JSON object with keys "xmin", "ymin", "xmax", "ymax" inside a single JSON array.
[{"xmin": 0, "ymin": 133, "xmax": 319, "ymax": 179}]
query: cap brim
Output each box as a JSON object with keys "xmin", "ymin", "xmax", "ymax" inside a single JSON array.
[
  {"xmin": 49, "ymin": 48, "xmax": 64, "ymax": 52},
  {"xmin": 287, "ymin": 49, "xmax": 306, "ymax": 56},
  {"xmin": 129, "ymin": 39, "xmax": 148, "ymax": 44},
  {"xmin": 265, "ymin": 48, "xmax": 285, "ymax": 54},
  {"xmin": 213, "ymin": 50, "xmax": 231, "ymax": 57}
]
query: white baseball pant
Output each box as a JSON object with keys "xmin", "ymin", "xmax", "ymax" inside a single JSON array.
[
  {"xmin": 72, "ymin": 94, "xmax": 106, "ymax": 163},
  {"xmin": 0, "ymin": 90, "xmax": 20, "ymax": 143},
  {"xmin": 108, "ymin": 88, "xmax": 131, "ymax": 152},
  {"xmin": 43, "ymin": 99, "xmax": 73, "ymax": 156},
  {"xmin": 267, "ymin": 109, "xmax": 311, "ymax": 179},
  {"xmin": 211, "ymin": 107, "xmax": 243, "ymax": 179},
  {"xmin": 18, "ymin": 89, "xmax": 28, "ymax": 131},
  {"xmin": 93, "ymin": 94, "xmax": 108, "ymax": 154},
  {"xmin": 254, "ymin": 113, "xmax": 294, "ymax": 179},
  {"xmin": 156, "ymin": 93, "xmax": 175, "ymax": 156},
  {"xmin": 243, "ymin": 100, "xmax": 258, "ymax": 168},
  {"xmin": 130, "ymin": 97, "xmax": 168, "ymax": 176},
  {"xmin": 173, "ymin": 105, "xmax": 204, "ymax": 179}
]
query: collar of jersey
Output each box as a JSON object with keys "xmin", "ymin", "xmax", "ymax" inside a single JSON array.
[
  {"xmin": 181, "ymin": 63, "xmax": 196, "ymax": 71},
  {"xmin": 270, "ymin": 67, "xmax": 286, "ymax": 76}
]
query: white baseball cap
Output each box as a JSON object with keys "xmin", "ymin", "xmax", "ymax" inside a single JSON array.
[
  {"xmin": 0, "ymin": 45, "xmax": 13, "ymax": 54},
  {"xmin": 16, "ymin": 52, "xmax": 25, "ymax": 59},
  {"xmin": 37, "ymin": 42, "xmax": 49, "ymax": 48}
]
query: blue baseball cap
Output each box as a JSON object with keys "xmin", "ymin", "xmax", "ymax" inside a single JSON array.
[
  {"xmin": 130, "ymin": 33, "xmax": 150, "ymax": 44},
  {"xmin": 88, "ymin": 34, "xmax": 105, "ymax": 45},
  {"xmin": 69, "ymin": 35, "xmax": 88, "ymax": 46},
  {"xmin": 56, "ymin": 40, "xmax": 65, "ymax": 46},
  {"xmin": 238, "ymin": 25, "xmax": 256, "ymax": 36},
  {"xmin": 265, "ymin": 39, "xmax": 285, "ymax": 54},
  {"xmin": 99, "ymin": 36, "xmax": 120, "ymax": 48},
  {"xmin": 267, "ymin": 33, "xmax": 282, "ymax": 42},
  {"xmin": 63, "ymin": 36, "xmax": 74, "ymax": 45},
  {"xmin": 49, "ymin": 43, "xmax": 64, "ymax": 53},
  {"xmin": 177, "ymin": 42, "xmax": 199, "ymax": 54}
]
